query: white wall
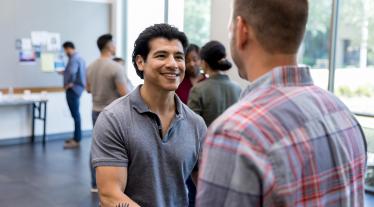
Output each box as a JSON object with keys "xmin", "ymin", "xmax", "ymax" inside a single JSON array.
[
  {"xmin": 0, "ymin": 92, "xmax": 93, "ymax": 140},
  {"xmin": 210, "ymin": 0, "xmax": 249, "ymax": 89}
]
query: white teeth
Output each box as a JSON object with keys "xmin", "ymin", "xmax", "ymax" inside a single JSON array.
[{"xmin": 163, "ymin": 73, "xmax": 179, "ymax": 79}]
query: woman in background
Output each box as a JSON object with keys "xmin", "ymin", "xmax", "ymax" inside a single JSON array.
[
  {"xmin": 188, "ymin": 40, "xmax": 241, "ymax": 126},
  {"xmin": 176, "ymin": 44, "xmax": 206, "ymax": 104}
]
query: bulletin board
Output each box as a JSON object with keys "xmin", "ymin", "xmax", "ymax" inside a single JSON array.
[{"xmin": 0, "ymin": 0, "xmax": 111, "ymax": 88}]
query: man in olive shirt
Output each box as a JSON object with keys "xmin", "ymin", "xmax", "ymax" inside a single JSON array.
[{"xmin": 91, "ymin": 24, "xmax": 207, "ymax": 207}]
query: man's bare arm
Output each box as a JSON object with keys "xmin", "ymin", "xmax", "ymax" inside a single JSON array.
[
  {"xmin": 115, "ymin": 82, "xmax": 127, "ymax": 96},
  {"xmin": 86, "ymin": 77, "xmax": 91, "ymax": 93},
  {"xmin": 96, "ymin": 166, "xmax": 140, "ymax": 207}
]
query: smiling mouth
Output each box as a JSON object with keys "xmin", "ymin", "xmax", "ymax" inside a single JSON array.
[{"xmin": 161, "ymin": 73, "xmax": 180, "ymax": 79}]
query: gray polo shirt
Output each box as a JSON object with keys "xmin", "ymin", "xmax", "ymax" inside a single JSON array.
[{"xmin": 91, "ymin": 85, "xmax": 207, "ymax": 207}]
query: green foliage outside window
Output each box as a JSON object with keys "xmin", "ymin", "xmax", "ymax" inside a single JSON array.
[{"xmin": 184, "ymin": 0, "xmax": 211, "ymax": 47}]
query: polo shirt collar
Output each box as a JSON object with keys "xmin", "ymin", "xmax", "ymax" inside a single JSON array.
[{"xmin": 130, "ymin": 85, "xmax": 184, "ymax": 118}]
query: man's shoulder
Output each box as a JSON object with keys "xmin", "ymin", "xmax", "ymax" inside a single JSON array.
[
  {"xmin": 101, "ymin": 94, "xmax": 132, "ymax": 118},
  {"xmin": 189, "ymin": 80, "xmax": 210, "ymax": 95},
  {"xmin": 71, "ymin": 53, "xmax": 84, "ymax": 62},
  {"xmin": 87, "ymin": 59, "xmax": 101, "ymax": 70},
  {"xmin": 210, "ymin": 99, "xmax": 250, "ymax": 129}
]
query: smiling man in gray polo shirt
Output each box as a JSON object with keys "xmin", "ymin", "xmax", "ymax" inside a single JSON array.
[{"xmin": 91, "ymin": 24, "xmax": 207, "ymax": 207}]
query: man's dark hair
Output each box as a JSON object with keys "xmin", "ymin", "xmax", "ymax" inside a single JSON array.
[
  {"xmin": 132, "ymin": 23, "xmax": 188, "ymax": 79},
  {"xmin": 97, "ymin": 34, "xmax": 113, "ymax": 52},
  {"xmin": 113, "ymin": 57, "xmax": 124, "ymax": 63},
  {"xmin": 233, "ymin": 0, "xmax": 308, "ymax": 54},
  {"xmin": 186, "ymin": 44, "xmax": 200, "ymax": 57},
  {"xmin": 62, "ymin": 41, "xmax": 75, "ymax": 49}
]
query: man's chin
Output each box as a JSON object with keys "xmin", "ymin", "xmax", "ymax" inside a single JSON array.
[{"xmin": 161, "ymin": 83, "xmax": 180, "ymax": 92}]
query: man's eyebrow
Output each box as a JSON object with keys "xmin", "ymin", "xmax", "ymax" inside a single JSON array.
[
  {"xmin": 175, "ymin": 51, "xmax": 184, "ymax": 55},
  {"xmin": 152, "ymin": 50, "xmax": 184, "ymax": 55}
]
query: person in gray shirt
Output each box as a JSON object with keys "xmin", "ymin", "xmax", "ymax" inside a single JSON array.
[
  {"xmin": 188, "ymin": 40, "xmax": 241, "ymax": 126},
  {"xmin": 91, "ymin": 24, "xmax": 207, "ymax": 207},
  {"xmin": 86, "ymin": 34, "xmax": 128, "ymax": 192}
]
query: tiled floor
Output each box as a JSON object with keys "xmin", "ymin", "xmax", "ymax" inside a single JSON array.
[{"xmin": 0, "ymin": 137, "xmax": 373, "ymax": 207}]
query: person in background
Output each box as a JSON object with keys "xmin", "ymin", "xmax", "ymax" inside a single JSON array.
[
  {"xmin": 61, "ymin": 41, "xmax": 86, "ymax": 149},
  {"xmin": 86, "ymin": 34, "xmax": 128, "ymax": 192},
  {"xmin": 196, "ymin": 0, "xmax": 367, "ymax": 206},
  {"xmin": 188, "ymin": 40, "xmax": 241, "ymax": 127},
  {"xmin": 176, "ymin": 44, "xmax": 205, "ymax": 104},
  {"xmin": 113, "ymin": 57, "xmax": 135, "ymax": 92},
  {"xmin": 175, "ymin": 43, "xmax": 205, "ymax": 207},
  {"xmin": 91, "ymin": 23, "xmax": 206, "ymax": 207}
]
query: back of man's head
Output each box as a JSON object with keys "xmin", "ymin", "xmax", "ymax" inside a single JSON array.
[
  {"xmin": 233, "ymin": 0, "xmax": 308, "ymax": 54},
  {"xmin": 62, "ymin": 41, "xmax": 75, "ymax": 50},
  {"xmin": 97, "ymin": 34, "xmax": 113, "ymax": 52},
  {"xmin": 132, "ymin": 23, "xmax": 188, "ymax": 79}
]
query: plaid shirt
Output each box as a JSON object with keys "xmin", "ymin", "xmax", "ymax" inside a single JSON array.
[{"xmin": 196, "ymin": 66, "xmax": 367, "ymax": 207}]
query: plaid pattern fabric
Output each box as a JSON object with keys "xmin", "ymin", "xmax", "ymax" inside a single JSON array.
[{"xmin": 196, "ymin": 66, "xmax": 367, "ymax": 207}]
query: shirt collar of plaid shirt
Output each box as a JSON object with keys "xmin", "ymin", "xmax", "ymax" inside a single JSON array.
[{"xmin": 240, "ymin": 65, "xmax": 314, "ymax": 99}]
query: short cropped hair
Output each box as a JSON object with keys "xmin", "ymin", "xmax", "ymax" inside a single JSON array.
[
  {"xmin": 233, "ymin": 0, "xmax": 308, "ymax": 54},
  {"xmin": 132, "ymin": 23, "xmax": 188, "ymax": 79},
  {"xmin": 113, "ymin": 57, "xmax": 124, "ymax": 63},
  {"xmin": 97, "ymin": 34, "xmax": 113, "ymax": 52},
  {"xmin": 62, "ymin": 41, "xmax": 75, "ymax": 49}
]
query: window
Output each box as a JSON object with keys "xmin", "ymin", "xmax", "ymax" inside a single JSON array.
[
  {"xmin": 334, "ymin": 0, "xmax": 374, "ymax": 153},
  {"xmin": 298, "ymin": 0, "xmax": 332, "ymax": 89},
  {"xmin": 183, "ymin": 0, "xmax": 211, "ymax": 46},
  {"xmin": 125, "ymin": 0, "xmax": 165, "ymax": 86}
]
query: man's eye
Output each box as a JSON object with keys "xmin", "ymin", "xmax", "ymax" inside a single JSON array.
[
  {"xmin": 175, "ymin": 56, "xmax": 185, "ymax": 60},
  {"xmin": 156, "ymin": 54, "xmax": 166, "ymax": 58}
]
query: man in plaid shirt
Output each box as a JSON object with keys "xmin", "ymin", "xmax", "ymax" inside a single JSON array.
[{"xmin": 196, "ymin": 0, "xmax": 367, "ymax": 206}]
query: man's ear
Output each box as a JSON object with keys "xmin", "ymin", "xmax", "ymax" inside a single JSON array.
[
  {"xmin": 235, "ymin": 16, "xmax": 250, "ymax": 50},
  {"xmin": 135, "ymin": 55, "xmax": 145, "ymax": 72}
]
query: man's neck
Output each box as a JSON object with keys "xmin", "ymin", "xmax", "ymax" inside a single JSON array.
[
  {"xmin": 100, "ymin": 52, "xmax": 112, "ymax": 60},
  {"xmin": 246, "ymin": 53, "xmax": 297, "ymax": 81},
  {"xmin": 140, "ymin": 83, "xmax": 175, "ymax": 115}
]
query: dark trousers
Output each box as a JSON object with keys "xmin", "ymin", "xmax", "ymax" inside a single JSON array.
[
  {"xmin": 90, "ymin": 110, "xmax": 101, "ymax": 187},
  {"xmin": 66, "ymin": 89, "xmax": 82, "ymax": 142}
]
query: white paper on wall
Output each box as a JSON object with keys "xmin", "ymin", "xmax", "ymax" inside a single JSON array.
[
  {"xmin": 41, "ymin": 53, "xmax": 55, "ymax": 72},
  {"xmin": 31, "ymin": 31, "xmax": 49, "ymax": 46},
  {"xmin": 21, "ymin": 38, "xmax": 32, "ymax": 50},
  {"xmin": 46, "ymin": 33, "xmax": 61, "ymax": 51}
]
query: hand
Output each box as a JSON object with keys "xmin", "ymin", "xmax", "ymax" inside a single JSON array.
[{"xmin": 64, "ymin": 83, "xmax": 74, "ymax": 89}]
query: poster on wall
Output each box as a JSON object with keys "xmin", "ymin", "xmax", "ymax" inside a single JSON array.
[
  {"xmin": 54, "ymin": 53, "xmax": 65, "ymax": 72},
  {"xmin": 19, "ymin": 51, "xmax": 36, "ymax": 63},
  {"xmin": 15, "ymin": 39, "xmax": 22, "ymax": 50},
  {"xmin": 41, "ymin": 53, "xmax": 55, "ymax": 72},
  {"xmin": 31, "ymin": 31, "xmax": 49, "ymax": 46},
  {"xmin": 21, "ymin": 38, "xmax": 32, "ymax": 50},
  {"xmin": 46, "ymin": 33, "xmax": 61, "ymax": 51}
]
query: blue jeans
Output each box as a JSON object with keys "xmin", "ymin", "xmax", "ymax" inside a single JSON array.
[
  {"xmin": 90, "ymin": 110, "xmax": 101, "ymax": 188},
  {"xmin": 66, "ymin": 89, "xmax": 82, "ymax": 142}
]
